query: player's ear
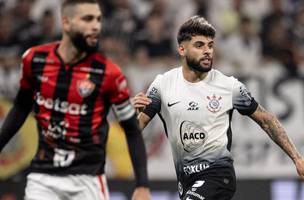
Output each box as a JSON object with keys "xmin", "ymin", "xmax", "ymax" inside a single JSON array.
[
  {"xmin": 178, "ymin": 44, "xmax": 186, "ymax": 57},
  {"xmin": 62, "ymin": 16, "xmax": 71, "ymax": 32}
]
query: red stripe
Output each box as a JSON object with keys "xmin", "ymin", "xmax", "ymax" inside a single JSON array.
[
  {"xmin": 91, "ymin": 95, "xmax": 104, "ymax": 140},
  {"xmin": 37, "ymin": 52, "xmax": 59, "ymax": 131},
  {"xmin": 89, "ymin": 61, "xmax": 106, "ymax": 144},
  {"xmin": 98, "ymin": 175, "xmax": 106, "ymax": 198}
]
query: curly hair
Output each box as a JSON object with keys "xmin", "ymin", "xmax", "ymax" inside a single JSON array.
[{"xmin": 177, "ymin": 15, "xmax": 216, "ymax": 44}]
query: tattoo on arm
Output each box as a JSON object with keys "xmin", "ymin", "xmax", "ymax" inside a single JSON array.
[{"xmin": 250, "ymin": 105, "xmax": 301, "ymax": 162}]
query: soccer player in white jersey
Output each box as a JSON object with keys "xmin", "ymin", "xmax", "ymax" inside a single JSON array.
[{"xmin": 132, "ymin": 16, "xmax": 304, "ymax": 200}]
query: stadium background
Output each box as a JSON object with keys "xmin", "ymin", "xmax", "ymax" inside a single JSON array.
[{"xmin": 1, "ymin": 0, "xmax": 304, "ymax": 199}]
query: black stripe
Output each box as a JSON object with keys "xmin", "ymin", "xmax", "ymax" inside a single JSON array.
[
  {"xmin": 50, "ymin": 57, "xmax": 73, "ymax": 148},
  {"xmin": 227, "ymin": 110, "xmax": 233, "ymax": 151},
  {"xmin": 31, "ymin": 52, "xmax": 49, "ymax": 114},
  {"xmin": 31, "ymin": 126, "xmax": 54, "ymax": 168},
  {"xmin": 78, "ymin": 60, "xmax": 105, "ymax": 137},
  {"xmin": 158, "ymin": 113, "xmax": 168, "ymax": 138}
]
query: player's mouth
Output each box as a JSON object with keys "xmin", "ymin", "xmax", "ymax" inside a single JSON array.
[
  {"xmin": 87, "ymin": 34, "xmax": 99, "ymax": 43},
  {"xmin": 200, "ymin": 57, "xmax": 211, "ymax": 66}
]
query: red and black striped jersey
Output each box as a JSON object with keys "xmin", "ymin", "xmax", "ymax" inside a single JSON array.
[{"xmin": 20, "ymin": 42, "xmax": 132, "ymax": 175}]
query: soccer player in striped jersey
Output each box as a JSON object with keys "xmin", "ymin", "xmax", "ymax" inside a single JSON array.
[
  {"xmin": 132, "ymin": 16, "xmax": 304, "ymax": 200},
  {"xmin": 0, "ymin": 0, "xmax": 150, "ymax": 199}
]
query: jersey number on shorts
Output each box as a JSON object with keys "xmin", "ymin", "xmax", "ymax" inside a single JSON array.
[{"xmin": 53, "ymin": 148, "xmax": 75, "ymax": 167}]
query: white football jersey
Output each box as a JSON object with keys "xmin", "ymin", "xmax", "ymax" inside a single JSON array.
[{"xmin": 144, "ymin": 67, "xmax": 258, "ymax": 182}]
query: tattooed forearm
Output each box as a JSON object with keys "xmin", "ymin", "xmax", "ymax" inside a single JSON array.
[{"xmin": 250, "ymin": 105, "xmax": 302, "ymax": 163}]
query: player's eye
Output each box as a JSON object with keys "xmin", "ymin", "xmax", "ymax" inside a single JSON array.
[
  {"xmin": 194, "ymin": 42, "xmax": 204, "ymax": 48},
  {"xmin": 82, "ymin": 15, "xmax": 94, "ymax": 22},
  {"xmin": 208, "ymin": 43, "xmax": 214, "ymax": 49}
]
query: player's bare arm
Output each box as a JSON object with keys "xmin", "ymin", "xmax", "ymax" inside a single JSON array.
[
  {"xmin": 137, "ymin": 112, "xmax": 152, "ymax": 130},
  {"xmin": 250, "ymin": 104, "xmax": 304, "ymax": 179},
  {"xmin": 132, "ymin": 92, "xmax": 151, "ymax": 112},
  {"xmin": 132, "ymin": 93, "xmax": 152, "ymax": 130},
  {"xmin": 132, "ymin": 187, "xmax": 151, "ymax": 200}
]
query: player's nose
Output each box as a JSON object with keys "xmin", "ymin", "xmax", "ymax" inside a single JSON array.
[{"xmin": 92, "ymin": 20, "xmax": 101, "ymax": 32}]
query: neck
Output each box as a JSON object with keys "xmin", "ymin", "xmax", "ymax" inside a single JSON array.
[
  {"xmin": 182, "ymin": 64, "xmax": 209, "ymax": 83},
  {"xmin": 57, "ymin": 35, "xmax": 86, "ymax": 64}
]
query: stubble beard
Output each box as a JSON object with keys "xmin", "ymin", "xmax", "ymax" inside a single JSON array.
[
  {"xmin": 185, "ymin": 54, "xmax": 212, "ymax": 73},
  {"xmin": 69, "ymin": 31, "xmax": 99, "ymax": 54}
]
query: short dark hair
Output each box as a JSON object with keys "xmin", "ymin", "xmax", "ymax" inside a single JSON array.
[
  {"xmin": 61, "ymin": 0, "xmax": 99, "ymax": 15},
  {"xmin": 177, "ymin": 15, "xmax": 216, "ymax": 44}
]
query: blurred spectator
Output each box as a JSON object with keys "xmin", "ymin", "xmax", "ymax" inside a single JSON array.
[
  {"xmin": 220, "ymin": 15, "xmax": 261, "ymax": 74},
  {"xmin": 102, "ymin": 0, "xmax": 139, "ymax": 48},
  {"xmin": 0, "ymin": 12, "xmax": 21, "ymax": 99},
  {"xmin": 31, "ymin": 0, "xmax": 61, "ymax": 32},
  {"xmin": 261, "ymin": 17, "xmax": 298, "ymax": 76},
  {"xmin": 292, "ymin": 7, "xmax": 304, "ymax": 48},
  {"xmin": 260, "ymin": 0, "xmax": 298, "ymax": 76},
  {"xmin": 261, "ymin": 0, "xmax": 291, "ymax": 39},
  {"xmin": 10, "ymin": 0, "xmax": 38, "ymax": 53},
  {"xmin": 292, "ymin": 6, "xmax": 304, "ymax": 71},
  {"xmin": 99, "ymin": 36, "xmax": 131, "ymax": 67},
  {"xmin": 148, "ymin": 0, "xmax": 166, "ymax": 17},
  {"xmin": 29, "ymin": 9, "xmax": 61, "ymax": 45},
  {"xmin": 236, "ymin": 0, "xmax": 270, "ymax": 21},
  {"xmin": 0, "ymin": 13, "xmax": 20, "ymax": 68},
  {"xmin": 135, "ymin": 13, "xmax": 173, "ymax": 59},
  {"xmin": 0, "ymin": 0, "xmax": 15, "ymax": 10},
  {"xmin": 129, "ymin": 0, "xmax": 153, "ymax": 20},
  {"xmin": 208, "ymin": 0, "xmax": 240, "ymax": 38},
  {"xmin": 166, "ymin": 0, "xmax": 196, "ymax": 52},
  {"xmin": 97, "ymin": 0, "xmax": 114, "ymax": 17},
  {"xmin": 0, "ymin": 1, "xmax": 4, "ymax": 13},
  {"xmin": 192, "ymin": 0, "xmax": 209, "ymax": 17},
  {"xmin": 125, "ymin": 46, "xmax": 172, "ymax": 95}
]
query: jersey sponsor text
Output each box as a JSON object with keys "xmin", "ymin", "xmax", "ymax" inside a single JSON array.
[
  {"xmin": 183, "ymin": 163, "xmax": 210, "ymax": 175},
  {"xmin": 36, "ymin": 92, "xmax": 88, "ymax": 115}
]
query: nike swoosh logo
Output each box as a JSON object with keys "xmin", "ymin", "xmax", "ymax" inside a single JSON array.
[{"xmin": 167, "ymin": 101, "xmax": 180, "ymax": 107}]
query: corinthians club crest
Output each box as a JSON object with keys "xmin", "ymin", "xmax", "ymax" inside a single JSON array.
[
  {"xmin": 206, "ymin": 94, "xmax": 222, "ymax": 113},
  {"xmin": 77, "ymin": 79, "xmax": 95, "ymax": 98}
]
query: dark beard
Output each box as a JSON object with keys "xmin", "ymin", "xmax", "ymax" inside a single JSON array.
[
  {"xmin": 69, "ymin": 31, "xmax": 98, "ymax": 54},
  {"xmin": 186, "ymin": 55, "xmax": 212, "ymax": 73}
]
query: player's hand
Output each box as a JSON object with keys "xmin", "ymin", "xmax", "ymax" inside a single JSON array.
[
  {"xmin": 131, "ymin": 187, "xmax": 151, "ymax": 200},
  {"xmin": 131, "ymin": 92, "xmax": 151, "ymax": 112},
  {"xmin": 295, "ymin": 159, "xmax": 304, "ymax": 180}
]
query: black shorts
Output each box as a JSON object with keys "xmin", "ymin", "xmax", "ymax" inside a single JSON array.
[{"xmin": 180, "ymin": 166, "xmax": 236, "ymax": 200}]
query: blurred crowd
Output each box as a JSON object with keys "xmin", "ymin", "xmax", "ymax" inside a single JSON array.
[{"xmin": 1, "ymin": 0, "xmax": 304, "ymax": 99}]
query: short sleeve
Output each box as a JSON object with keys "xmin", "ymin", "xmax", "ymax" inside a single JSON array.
[
  {"xmin": 20, "ymin": 48, "xmax": 34, "ymax": 90},
  {"xmin": 232, "ymin": 79, "xmax": 258, "ymax": 115},
  {"xmin": 108, "ymin": 63, "xmax": 130, "ymax": 104},
  {"xmin": 143, "ymin": 75, "xmax": 162, "ymax": 119}
]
